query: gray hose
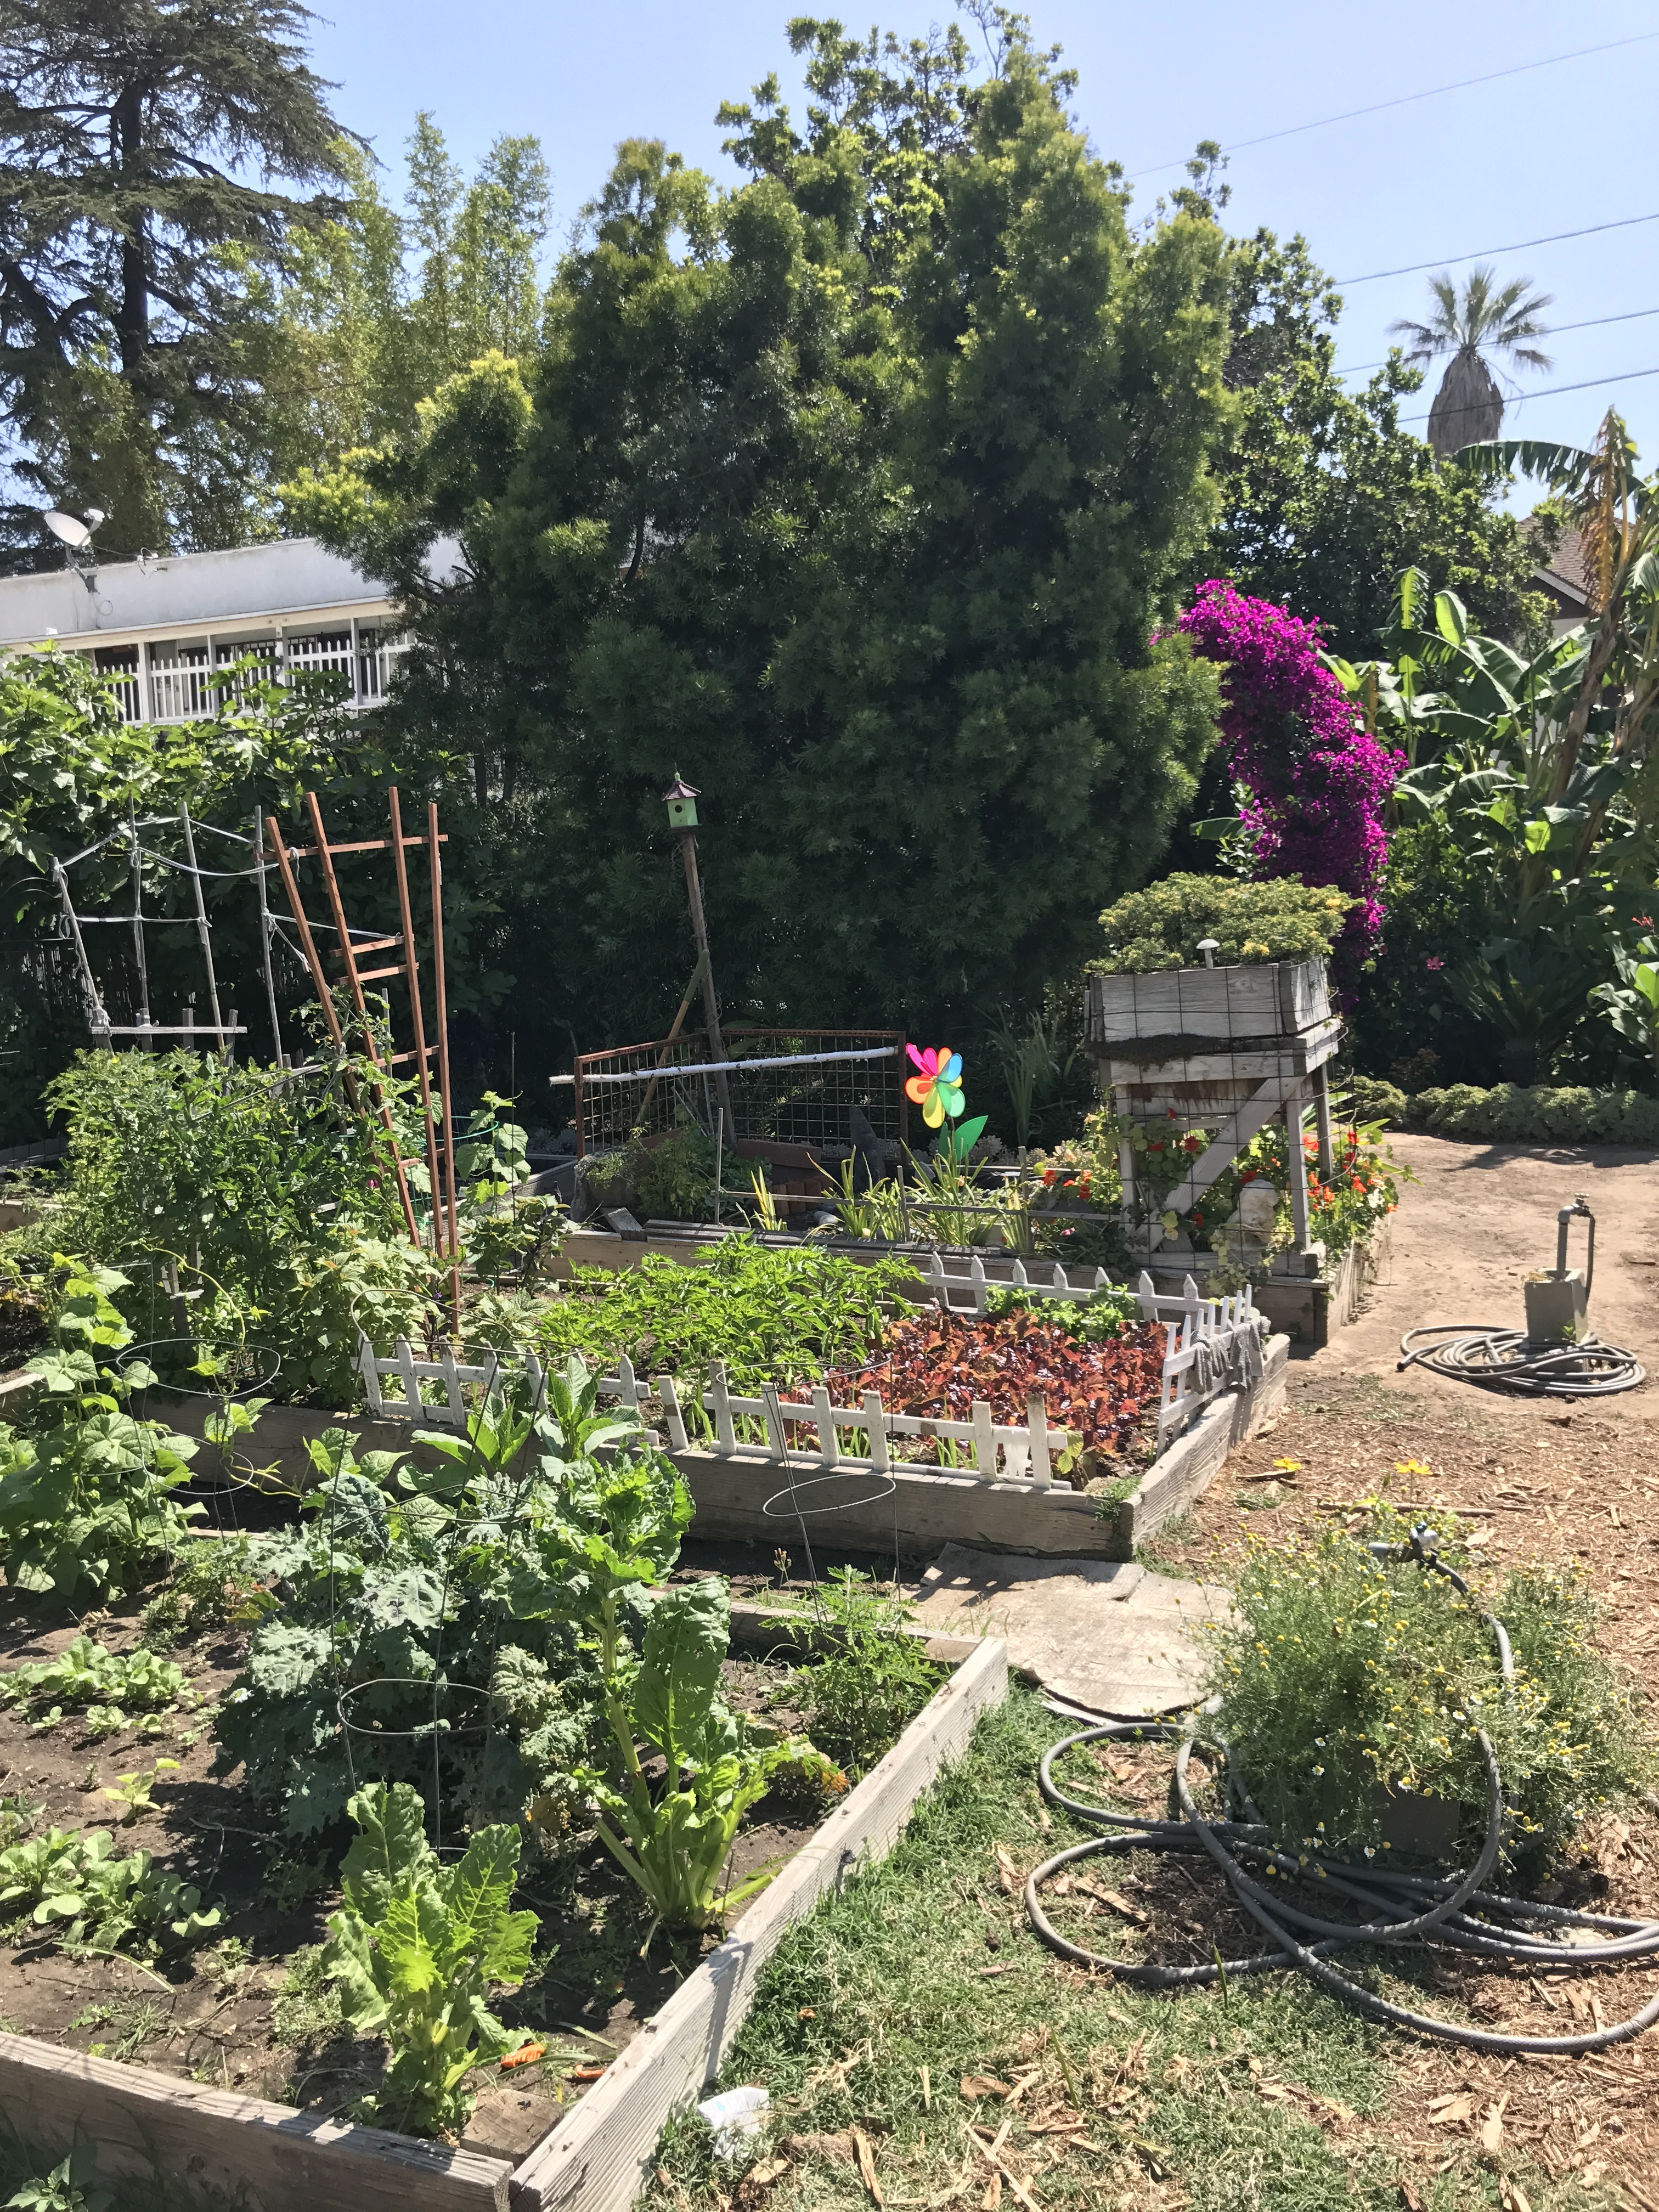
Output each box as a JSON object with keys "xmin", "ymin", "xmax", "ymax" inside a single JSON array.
[
  {"xmin": 1398, "ymin": 1324, "xmax": 1644, "ymax": 1397},
  {"xmin": 1024, "ymin": 1545, "xmax": 1659, "ymax": 2053}
]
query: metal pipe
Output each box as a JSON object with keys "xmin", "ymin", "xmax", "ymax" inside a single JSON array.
[{"xmin": 253, "ymin": 810, "xmax": 286, "ymax": 1066}]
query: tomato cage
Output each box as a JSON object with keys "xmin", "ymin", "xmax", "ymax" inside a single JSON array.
[{"xmin": 570, "ymin": 1028, "xmax": 908, "ymax": 1159}]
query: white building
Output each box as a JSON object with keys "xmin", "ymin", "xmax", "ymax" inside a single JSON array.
[{"xmin": 0, "ymin": 537, "xmax": 452, "ymax": 723}]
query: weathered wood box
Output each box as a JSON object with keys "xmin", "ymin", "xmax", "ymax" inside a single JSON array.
[
  {"xmin": 1086, "ymin": 956, "xmax": 1331, "ymax": 1054},
  {"xmin": 0, "ymin": 1611, "xmax": 1007, "ymax": 2212}
]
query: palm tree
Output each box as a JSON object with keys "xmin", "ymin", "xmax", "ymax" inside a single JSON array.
[{"xmin": 1389, "ymin": 267, "xmax": 1553, "ymax": 459}]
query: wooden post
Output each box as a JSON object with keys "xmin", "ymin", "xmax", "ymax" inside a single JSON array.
[
  {"xmin": 1314, "ymin": 1060, "xmax": 1335, "ymax": 1180},
  {"xmin": 428, "ymin": 801, "xmax": 461, "ymax": 1325},
  {"xmin": 387, "ymin": 787, "xmax": 444, "ymax": 1261},
  {"xmin": 1285, "ymin": 1095, "xmax": 1312, "ymax": 1254},
  {"xmin": 675, "ymin": 830, "xmax": 733, "ymax": 1130}
]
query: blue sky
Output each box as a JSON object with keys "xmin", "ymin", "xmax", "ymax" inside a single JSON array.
[{"xmin": 307, "ymin": 0, "xmax": 1659, "ymax": 479}]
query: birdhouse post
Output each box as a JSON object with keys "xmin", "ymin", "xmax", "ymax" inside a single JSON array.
[{"xmin": 662, "ymin": 774, "xmax": 731, "ymax": 1128}]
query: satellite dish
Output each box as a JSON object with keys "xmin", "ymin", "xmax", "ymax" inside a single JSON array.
[{"xmin": 42, "ymin": 510, "xmax": 92, "ymax": 550}]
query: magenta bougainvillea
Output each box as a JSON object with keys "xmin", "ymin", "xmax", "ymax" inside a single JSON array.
[{"xmin": 1178, "ymin": 581, "xmax": 1404, "ymax": 974}]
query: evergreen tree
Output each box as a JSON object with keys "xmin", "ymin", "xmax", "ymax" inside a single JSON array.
[
  {"xmin": 0, "ymin": 0, "xmax": 353, "ymax": 564},
  {"xmin": 288, "ymin": 15, "xmax": 1231, "ymax": 1055}
]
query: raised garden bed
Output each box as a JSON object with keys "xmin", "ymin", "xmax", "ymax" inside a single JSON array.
[{"xmin": 0, "ymin": 1593, "xmax": 1003, "ymax": 2212}]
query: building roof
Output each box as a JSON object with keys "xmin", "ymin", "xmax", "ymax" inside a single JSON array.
[
  {"xmin": 1524, "ymin": 518, "xmax": 1590, "ymax": 619},
  {"xmin": 0, "ymin": 535, "xmax": 457, "ymax": 651}
]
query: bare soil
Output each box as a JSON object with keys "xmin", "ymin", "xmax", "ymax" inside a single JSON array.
[
  {"xmin": 0, "ymin": 1593, "xmax": 833, "ymax": 2168},
  {"xmin": 1141, "ymin": 1130, "xmax": 1659, "ymax": 2203}
]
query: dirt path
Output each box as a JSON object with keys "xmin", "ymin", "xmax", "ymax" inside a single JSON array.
[
  {"xmin": 1315, "ymin": 1132, "xmax": 1659, "ymax": 1423},
  {"xmin": 1139, "ymin": 1132, "xmax": 1659, "ymax": 2202}
]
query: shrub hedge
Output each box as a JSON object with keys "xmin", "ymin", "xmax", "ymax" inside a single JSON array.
[{"xmin": 1347, "ymin": 1077, "xmax": 1659, "ymax": 1146}]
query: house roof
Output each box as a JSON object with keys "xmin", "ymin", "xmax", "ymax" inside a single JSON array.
[
  {"xmin": 0, "ymin": 535, "xmax": 461, "ymax": 650},
  {"xmin": 1523, "ymin": 517, "xmax": 1590, "ymax": 614}
]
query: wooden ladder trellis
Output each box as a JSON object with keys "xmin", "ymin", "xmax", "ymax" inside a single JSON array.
[{"xmin": 267, "ymin": 788, "xmax": 459, "ymax": 1305}]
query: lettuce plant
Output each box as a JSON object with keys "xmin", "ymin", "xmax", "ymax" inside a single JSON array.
[
  {"xmin": 0, "ymin": 1824, "xmax": 221, "ymax": 1957},
  {"xmin": 321, "ymin": 1781, "xmax": 537, "ymax": 2136}
]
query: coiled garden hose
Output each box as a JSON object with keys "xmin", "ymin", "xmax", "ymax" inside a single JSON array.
[
  {"xmin": 1024, "ymin": 1537, "xmax": 1659, "ymax": 2054},
  {"xmin": 1397, "ymin": 1325, "xmax": 1645, "ymax": 1397}
]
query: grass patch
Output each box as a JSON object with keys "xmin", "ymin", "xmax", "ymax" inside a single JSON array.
[{"xmin": 653, "ymin": 1686, "xmax": 1415, "ymax": 2210}]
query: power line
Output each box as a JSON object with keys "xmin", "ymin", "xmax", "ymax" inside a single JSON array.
[
  {"xmin": 1394, "ymin": 361, "xmax": 1659, "ymax": 426},
  {"xmin": 1337, "ymin": 211, "xmax": 1659, "ymax": 286},
  {"xmin": 1126, "ymin": 31, "xmax": 1659, "ymax": 179},
  {"xmin": 1336, "ymin": 304, "xmax": 1659, "ymax": 377}
]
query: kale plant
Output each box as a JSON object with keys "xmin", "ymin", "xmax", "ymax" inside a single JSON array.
[{"xmin": 321, "ymin": 1780, "xmax": 537, "ymax": 2136}]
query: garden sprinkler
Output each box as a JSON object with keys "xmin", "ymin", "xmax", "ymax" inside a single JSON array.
[{"xmin": 1398, "ymin": 1193, "xmax": 1645, "ymax": 1397}]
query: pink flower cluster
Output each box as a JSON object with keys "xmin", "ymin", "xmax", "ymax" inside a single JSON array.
[{"xmin": 1177, "ymin": 581, "xmax": 1405, "ymax": 974}]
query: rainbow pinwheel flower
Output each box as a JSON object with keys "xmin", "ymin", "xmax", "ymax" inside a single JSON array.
[{"xmin": 905, "ymin": 1044, "xmax": 965, "ymax": 1128}]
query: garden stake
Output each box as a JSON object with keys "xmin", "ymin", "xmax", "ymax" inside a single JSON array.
[
  {"xmin": 428, "ymin": 798, "xmax": 461, "ymax": 1323},
  {"xmin": 387, "ymin": 785, "xmax": 445, "ymax": 1262}
]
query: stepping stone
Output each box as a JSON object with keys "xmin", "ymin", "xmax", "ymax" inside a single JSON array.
[{"xmin": 912, "ymin": 1542, "xmax": 1234, "ymax": 1718}]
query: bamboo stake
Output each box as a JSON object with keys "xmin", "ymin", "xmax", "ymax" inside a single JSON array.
[
  {"xmin": 428, "ymin": 799, "xmax": 461, "ymax": 1324},
  {"xmin": 387, "ymin": 786, "xmax": 444, "ymax": 1259}
]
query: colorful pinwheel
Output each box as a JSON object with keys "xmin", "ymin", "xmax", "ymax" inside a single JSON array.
[{"xmin": 905, "ymin": 1044, "xmax": 965, "ymax": 1128}]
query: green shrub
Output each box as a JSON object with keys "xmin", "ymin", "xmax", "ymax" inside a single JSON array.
[
  {"xmin": 1092, "ymin": 873, "xmax": 1355, "ymax": 974},
  {"xmin": 793, "ymin": 1567, "xmax": 939, "ymax": 1779},
  {"xmin": 635, "ymin": 1125, "xmax": 718, "ymax": 1222},
  {"xmin": 1204, "ymin": 1527, "xmax": 1654, "ymax": 1865},
  {"xmin": 1350, "ymin": 1079, "xmax": 1659, "ymax": 1144},
  {"xmin": 1412, "ymin": 1082, "xmax": 1659, "ymax": 1145}
]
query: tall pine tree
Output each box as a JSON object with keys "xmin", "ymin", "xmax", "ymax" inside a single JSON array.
[{"xmin": 0, "ymin": 0, "xmax": 352, "ymax": 563}]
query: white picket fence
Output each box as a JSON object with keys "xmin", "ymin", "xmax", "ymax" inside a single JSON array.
[{"xmin": 353, "ymin": 1269, "xmax": 1265, "ymax": 1478}]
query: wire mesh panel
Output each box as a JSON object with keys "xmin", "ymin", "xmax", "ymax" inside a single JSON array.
[{"xmin": 576, "ymin": 1027, "xmax": 907, "ymax": 1156}]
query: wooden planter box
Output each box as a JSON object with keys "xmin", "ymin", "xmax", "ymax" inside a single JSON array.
[
  {"xmin": 1087, "ymin": 956, "xmax": 1330, "ymax": 1051},
  {"xmin": 0, "ymin": 1611, "xmax": 1007, "ymax": 2212}
]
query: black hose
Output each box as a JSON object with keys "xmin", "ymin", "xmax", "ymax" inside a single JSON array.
[
  {"xmin": 1397, "ymin": 1324, "xmax": 1644, "ymax": 1397},
  {"xmin": 1024, "ymin": 1544, "xmax": 1659, "ymax": 2053}
]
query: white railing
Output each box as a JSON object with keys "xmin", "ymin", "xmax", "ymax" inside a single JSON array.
[
  {"xmin": 147, "ymin": 645, "xmax": 213, "ymax": 723},
  {"xmin": 82, "ymin": 627, "xmax": 411, "ymax": 726}
]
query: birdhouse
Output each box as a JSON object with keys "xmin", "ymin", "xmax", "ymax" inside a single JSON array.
[{"xmin": 663, "ymin": 774, "xmax": 700, "ymax": 831}]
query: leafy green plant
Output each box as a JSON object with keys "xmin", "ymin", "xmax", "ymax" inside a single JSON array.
[
  {"xmin": 1203, "ymin": 1528, "xmax": 1655, "ymax": 1864},
  {"xmin": 2, "ymin": 1639, "xmax": 190, "ymax": 1716},
  {"xmin": 633, "ymin": 1124, "xmax": 718, "ymax": 1223},
  {"xmin": 140, "ymin": 1530, "xmax": 263, "ymax": 1646},
  {"xmin": 1092, "ymin": 873, "xmax": 1355, "ymax": 974},
  {"xmin": 0, "ymin": 1263, "xmax": 202, "ymax": 1606},
  {"xmin": 523, "ymin": 1239, "xmax": 916, "ymax": 1413},
  {"xmin": 0, "ymin": 1824, "xmax": 221, "ymax": 1956},
  {"xmin": 456, "ymin": 1093, "xmax": 566, "ymax": 1286},
  {"xmin": 793, "ymin": 1568, "xmax": 938, "ymax": 1779},
  {"xmin": 2, "ymin": 2147, "xmax": 110, "ymax": 2212},
  {"xmin": 983, "ymin": 1282, "xmax": 1143, "ymax": 1346},
  {"xmin": 42, "ymin": 1049, "xmax": 440, "ymax": 1404},
  {"xmin": 320, "ymin": 1780, "xmax": 537, "ymax": 2136},
  {"xmin": 102, "ymin": 1759, "xmax": 179, "ymax": 1825},
  {"xmin": 575, "ymin": 1577, "xmax": 835, "ymax": 1934}
]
